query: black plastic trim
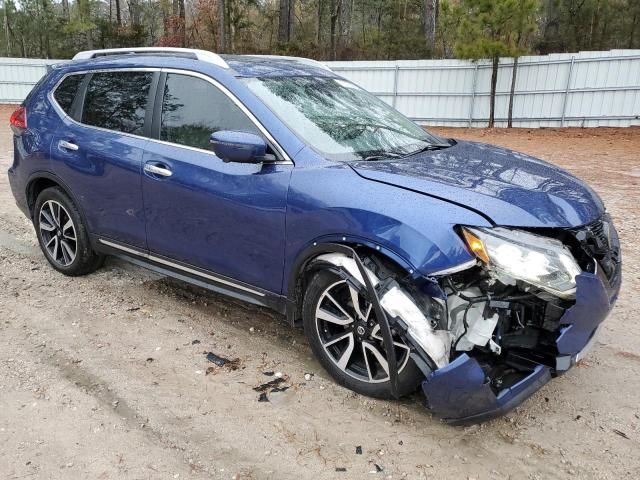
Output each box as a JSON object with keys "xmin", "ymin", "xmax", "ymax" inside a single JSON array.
[{"xmin": 92, "ymin": 235, "xmax": 287, "ymax": 315}]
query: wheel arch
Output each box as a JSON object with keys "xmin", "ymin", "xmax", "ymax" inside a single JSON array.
[
  {"xmin": 26, "ymin": 172, "xmax": 85, "ymax": 222},
  {"xmin": 285, "ymin": 238, "xmax": 416, "ymax": 327}
]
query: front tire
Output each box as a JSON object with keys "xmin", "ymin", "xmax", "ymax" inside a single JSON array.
[
  {"xmin": 303, "ymin": 269, "xmax": 423, "ymax": 399},
  {"xmin": 34, "ymin": 187, "xmax": 103, "ymax": 276}
]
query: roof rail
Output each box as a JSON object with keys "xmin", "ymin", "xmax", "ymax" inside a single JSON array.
[
  {"xmin": 247, "ymin": 55, "xmax": 332, "ymax": 72},
  {"xmin": 72, "ymin": 47, "xmax": 229, "ymax": 69}
]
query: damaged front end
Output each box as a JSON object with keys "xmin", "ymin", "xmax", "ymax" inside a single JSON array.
[{"xmin": 318, "ymin": 215, "xmax": 621, "ymax": 425}]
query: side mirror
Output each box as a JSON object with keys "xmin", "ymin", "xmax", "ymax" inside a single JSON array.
[{"xmin": 209, "ymin": 130, "xmax": 269, "ymax": 163}]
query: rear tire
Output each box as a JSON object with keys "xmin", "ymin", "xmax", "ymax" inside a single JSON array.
[
  {"xmin": 34, "ymin": 187, "xmax": 103, "ymax": 276},
  {"xmin": 303, "ymin": 269, "xmax": 423, "ymax": 399}
]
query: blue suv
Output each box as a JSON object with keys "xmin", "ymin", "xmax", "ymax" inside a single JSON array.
[{"xmin": 8, "ymin": 47, "xmax": 621, "ymax": 424}]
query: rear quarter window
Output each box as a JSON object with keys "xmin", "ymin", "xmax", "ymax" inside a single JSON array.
[
  {"xmin": 82, "ymin": 71, "xmax": 153, "ymax": 135},
  {"xmin": 53, "ymin": 74, "xmax": 84, "ymax": 115}
]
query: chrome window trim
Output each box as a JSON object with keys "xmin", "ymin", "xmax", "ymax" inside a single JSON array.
[
  {"xmin": 160, "ymin": 68, "xmax": 292, "ymax": 164},
  {"xmin": 48, "ymin": 67, "xmax": 293, "ymax": 165},
  {"xmin": 48, "ymin": 67, "xmax": 160, "ymax": 136},
  {"xmin": 99, "ymin": 238, "xmax": 266, "ymax": 297}
]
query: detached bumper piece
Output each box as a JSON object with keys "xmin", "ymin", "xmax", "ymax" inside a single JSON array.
[
  {"xmin": 555, "ymin": 271, "xmax": 618, "ymax": 368},
  {"xmin": 422, "ymin": 354, "xmax": 552, "ymax": 425},
  {"xmin": 423, "ymin": 268, "xmax": 619, "ymax": 425}
]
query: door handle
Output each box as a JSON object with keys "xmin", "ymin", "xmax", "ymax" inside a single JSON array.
[
  {"xmin": 144, "ymin": 163, "xmax": 173, "ymax": 177},
  {"xmin": 58, "ymin": 140, "xmax": 79, "ymax": 151}
]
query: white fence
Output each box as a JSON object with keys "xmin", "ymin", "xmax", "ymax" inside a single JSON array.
[
  {"xmin": 1, "ymin": 50, "xmax": 639, "ymax": 128},
  {"xmin": 0, "ymin": 57, "xmax": 60, "ymax": 103},
  {"xmin": 327, "ymin": 50, "xmax": 640, "ymax": 128}
]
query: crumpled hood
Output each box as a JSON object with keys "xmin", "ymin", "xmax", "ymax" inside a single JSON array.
[{"xmin": 351, "ymin": 140, "xmax": 604, "ymax": 228}]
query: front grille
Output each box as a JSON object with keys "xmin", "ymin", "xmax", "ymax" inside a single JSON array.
[{"xmin": 570, "ymin": 214, "xmax": 621, "ymax": 285}]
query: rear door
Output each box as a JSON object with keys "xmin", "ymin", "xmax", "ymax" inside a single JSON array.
[
  {"xmin": 50, "ymin": 69, "xmax": 157, "ymax": 249},
  {"xmin": 141, "ymin": 71, "xmax": 292, "ymax": 294}
]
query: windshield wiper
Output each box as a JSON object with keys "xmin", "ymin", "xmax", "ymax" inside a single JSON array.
[
  {"xmin": 362, "ymin": 142, "xmax": 452, "ymax": 161},
  {"xmin": 362, "ymin": 152, "xmax": 404, "ymax": 161},
  {"xmin": 406, "ymin": 142, "xmax": 452, "ymax": 157}
]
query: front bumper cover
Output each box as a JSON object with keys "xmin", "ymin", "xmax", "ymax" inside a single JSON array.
[{"xmin": 422, "ymin": 267, "xmax": 620, "ymax": 425}]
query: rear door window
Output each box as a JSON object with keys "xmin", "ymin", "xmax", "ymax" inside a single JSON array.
[
  {"xmin": 160, "ymin": 73, "xmax": 260, "ymax": 150},
  {"xmin": 82, "ymin": 71, "xmax": 153, "ymax": 135},
  {"xmin": 53, "ymin": 74, "xmax": 84, "ymax": 115}
]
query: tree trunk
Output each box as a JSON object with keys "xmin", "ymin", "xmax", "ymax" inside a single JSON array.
[
  {"xmin": 330, "ymin": 0, "xmax": 340, "ymax": 60},
  {"xmin": 226, "ymin": 0, "xmax": 233, "ymax": 52},
  {"xmin": 338, "ymin": 0, "xmax": 352, "ymax": 53},
  {"xmin": 278, "ymin": 0, "xmax": 294, "ymax": 43},
  {"xmin": 507, "ymin": 57, "xmax": 518, "ymax": 128},
  {"xmin": 489, "ymin": 56, "xmax": 499, "ymax": 128},
  {"xmin": 218, "ymin": 0, "xmax": 225, "ymax": 51},
  {"xmin": 115, "ymin": 0, "xmax": 122, "ymax": 25},
  {"xmin": 360, "ymin": 0, "xmax": 366, "ymax": 45},
  {"xmin": 62, "ymin": 0, "xmax": 69, "ymax": 21},
  {"xmin": 317, "ymin": 0, "xmax": 323, "ymax": 44},
  {"xmin": 4, "ymin": 2, "xmax": 11, "ymax": 56},
  {"xmin": 422, "ymin": 0, "xmax": 437, "ymax": 52},
  {"xmin": 129, "ymin": 0, "xmax": 140, "ymax": 27},
  {"xmin": 629, "ymin": 12, "xmax": 638, "ymax": 48},
  {"xmin": 178, "ymin": 0, "xmax": 185, "ymax": 46}
]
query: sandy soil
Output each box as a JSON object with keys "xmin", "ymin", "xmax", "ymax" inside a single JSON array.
[{"xmin": 0, "ymin": 104, "xmax": 638, "ymax": 479}]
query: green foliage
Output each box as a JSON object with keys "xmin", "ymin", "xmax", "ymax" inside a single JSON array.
[
  {"xmin": 450, "ymin": 0, "xmax": 540, "ymax": 60},
  {"xmin": 537, "ymin": 0, "xmax": 640, "ymax": 52},
  {"xmin": 0, "ymin": 0, "xmax": 636, "ymax": 60}
]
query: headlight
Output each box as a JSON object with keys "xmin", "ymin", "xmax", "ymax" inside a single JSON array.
[{"xmin": 461, "ymin": 227, "xmax": 581, "ymax": 299}]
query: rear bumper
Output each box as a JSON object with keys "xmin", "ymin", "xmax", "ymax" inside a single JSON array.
[
  {"xmin": 422, "ymin": 266, "xmax": 621, "ymax": 425},
  {"xmin": 7, "ymin": 167, "xmax": 30, "ymax": 218}
]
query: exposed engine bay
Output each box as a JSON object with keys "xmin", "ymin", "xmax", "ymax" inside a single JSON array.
[
  {"xmin": 440, "ymin": 266, "xmax": 569, "ymax": 391},
  {"xmin": 312, "ymin": 215, "xmax": 620, "ymax": 423},
  {"xmin": 319, "ymin": 252, "xmax": 571, "ymax": 393}
]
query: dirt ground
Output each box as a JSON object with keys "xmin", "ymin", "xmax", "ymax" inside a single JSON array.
[{"xmin": 0, "ymin": 103, "xmax": 639, "ymax": 479}]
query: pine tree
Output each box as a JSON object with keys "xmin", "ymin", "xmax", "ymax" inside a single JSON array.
[{"xmin": 452, "ymin": 0, "xmax": 539, "ymax": 127}]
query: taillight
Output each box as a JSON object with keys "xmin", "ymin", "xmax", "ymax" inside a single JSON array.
[{"xmin": 10, "ymin": 106, "xmax": 27, "ymax": 134}]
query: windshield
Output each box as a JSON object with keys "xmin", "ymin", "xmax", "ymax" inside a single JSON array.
[{"xmin": 242, "ymin": 76, "xmax": 447, "ymax": 162}]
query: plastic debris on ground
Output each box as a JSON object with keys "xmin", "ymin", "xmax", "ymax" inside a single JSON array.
[
  {"xmin": 204, "ymin": 351, "xmax": 241, "ymax": 374},
  {"xmin": 253, "ymin": 376, "xmax": 291, "ymax": 402},
  {"xmin": 253, "ymin": 378, "xmax": 286, "ymax": 392},
  {"xmin": 613, "ymin": 429, "xmax": 630, "ymax": 439}
]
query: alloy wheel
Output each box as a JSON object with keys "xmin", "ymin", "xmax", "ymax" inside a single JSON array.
[
  {"xmin": 38, "ymin": 200, "xmax": 77, "ymax": 267},
  {"xmin": 315, "ymin": 279, "xmax": 410, "ymax": 384}
]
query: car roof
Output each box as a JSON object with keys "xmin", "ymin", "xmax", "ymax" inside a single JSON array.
[
  {"xmin": 56, "ymin": 48, "xmax": 337, "ymax": 79},
  {"xmin": 221, "ymin": 55, "xmax": 336, "ymax": 78}
]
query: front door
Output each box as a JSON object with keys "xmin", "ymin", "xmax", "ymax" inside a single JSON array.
[{"xmin": 141, "ymin": 72, "xmax": 291, "ymax": 294}]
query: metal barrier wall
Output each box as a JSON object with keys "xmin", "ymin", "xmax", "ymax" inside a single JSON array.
[
  {"xmin": 1, "ymin": 50, "xmax": 638, "ymax": 127},
  {"xmin": 327, "ymin": 50, "xmax": 640, "ymax": 127},
  {"xmin": 0, "ymin": 57, "xmax": 60, "ymax": 103}
]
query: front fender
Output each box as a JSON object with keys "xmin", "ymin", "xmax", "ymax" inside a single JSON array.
[{"xmin": 283, "ymin": 158, "xmax": 491, "ymax": 294}]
